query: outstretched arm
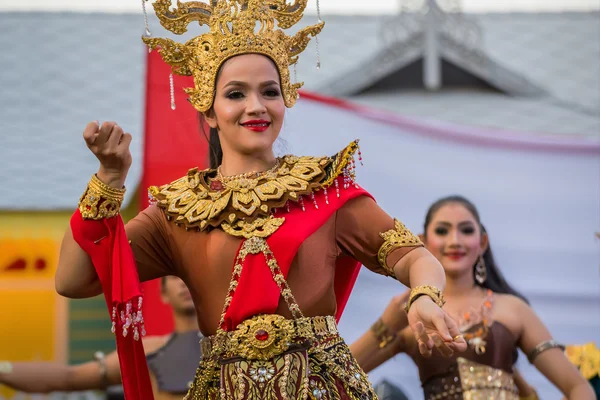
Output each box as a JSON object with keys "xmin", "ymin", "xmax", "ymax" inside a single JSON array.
[
  {"xmin": 512, "ymin": 297, "xmax": 594, "ymax": 399},
  {"xmin": 336, "ymin": 196, "xmax": 466, "ymax": 358},
  {"xmin": 0, "ymin": 351, "xmax": 121, "ymax": 393}
]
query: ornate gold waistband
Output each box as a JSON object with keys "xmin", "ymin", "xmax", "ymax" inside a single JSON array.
[
  {"xmin": 424, "ymin": 358, "xmax": 518, "ymax": 400},
  {"xmin": 201, "ymin": 314, "xmax": 339, "ymax": 361},
  {"xmin": 457, "ymin": 357, "xmax": 518, "ymax": 398}
]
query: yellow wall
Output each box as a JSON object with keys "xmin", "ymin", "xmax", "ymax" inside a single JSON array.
[
  {"xmin": 0, "ymin": 192, "xmax": 140, "ymax": 398},
  {"xmin": 0, "ymin": 212, "xmax": 70, "ymax": 398}
]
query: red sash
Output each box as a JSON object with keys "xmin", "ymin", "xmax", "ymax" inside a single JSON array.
[
  {"xmin": 70, "ymin": 211, "xmax": 154, "ymax": 400},
  {"xmin": 224, "ymin": 176, "xmax": 371, "ymax": 330}
]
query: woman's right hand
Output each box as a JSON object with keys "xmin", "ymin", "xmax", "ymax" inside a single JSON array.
[{"xmin": 83, "ymin": 121, "xmax": 132, "ymax": 188}]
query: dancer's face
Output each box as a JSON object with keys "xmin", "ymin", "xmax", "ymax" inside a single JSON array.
[
  {"xmin": 423, "ymin": 203, "xmax": 487, "ymax": 280},
  {"xmin": 205, "ymin": 54, "xmax": 285, "ymax": 159}
]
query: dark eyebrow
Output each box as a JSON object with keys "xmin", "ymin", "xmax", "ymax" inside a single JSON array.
[
  {"xmin": 434, "ymin": 221, "xmax": 475, "ymax": 227},
  {"xmin": 457, "ymin": 221, "xmax": 476, "ymax": 227},
  {"xmin": 222, "ymin": 80, "xmax": 279, "ymax": 89}
]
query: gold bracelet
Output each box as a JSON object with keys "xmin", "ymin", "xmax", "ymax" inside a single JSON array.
[
  {"xmin": 79, "ymin": 174, "xmax": 126, "ymax": 219},
  {"xmin": 0, "ymin": 361, "xmax": 13, "ymax": 373},
  {"xmin": 94, "ymin": 351, "xmax": 109, "ymax": 387},
  {"xmin": 527, "ymin": 339, "xmax": 565, "ymax": 363},
  {"xmin": 370, "ymin": 318, "xmax": 396, "ymax": 349},
  {"xmin": 520, "ymin": 389, "xmax": 540, "ymax": 400},
  {"xmin": 404, "ymin": 285, "xmax": 445, "ymax": 313}
]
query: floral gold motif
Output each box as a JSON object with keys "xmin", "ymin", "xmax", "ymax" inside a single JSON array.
[
  {"xmin": 150, "ymin": 141, "xmax": 360, "ymax": 238},
  {"xmin": 79, "ymin": 174, "xmax": 126, "ymax": 219},
  {"xmin": 143, "ymin": 0, "xmax": 323, "ymax": 112},
  {"xmin": 405, "ymin": 285, "xmax": 446, "ymax": 313},
  {"xmin": 232, "ymin": 315, "xmax": 294, "ymax": 361},
  {"xmin": 186, "ymin": 317, "xmax": 376, "ymax": 400},
  {"xmin": 370, "ymin": 318, "xmax": 396, "ymax": 349}
]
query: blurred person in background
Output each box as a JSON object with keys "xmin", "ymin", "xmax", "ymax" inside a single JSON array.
[
  {"xmin": 351, "ymin": 195, "xmax": 594, "ymax": 400},
  {"xmin": 0, "ymin": 276, "xmax": 201, "ymax": 400}
]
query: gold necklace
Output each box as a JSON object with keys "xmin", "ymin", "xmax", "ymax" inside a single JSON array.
[{"xmin": 216, "ymin": 159, "xmax": 280, "ymax": 183}]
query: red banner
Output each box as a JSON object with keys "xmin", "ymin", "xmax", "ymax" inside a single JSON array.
[{"xmin": 139, "ymin": 49, "xmax": 209, "ymax": 335}]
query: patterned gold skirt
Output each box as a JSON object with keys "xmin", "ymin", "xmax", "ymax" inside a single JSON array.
[
  {"xmin": 423, "ymin": 358, "xmax": 519, "ymax": 400},
  {"xmin": 185, "ymin": 314, "xmax": 377, "ymax": 400}
]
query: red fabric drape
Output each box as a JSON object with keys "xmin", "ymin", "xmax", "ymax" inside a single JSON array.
[
  {"xmin": 139, "ymin": 50, "xmax": 209, "ymax": 335},
  {"xmin": 224, "ymin": 182, "xmax": 372, "ymax": 329},
  {"xmin": 70, "ymin": 211, "xmax": 154, "ymax": 400}
]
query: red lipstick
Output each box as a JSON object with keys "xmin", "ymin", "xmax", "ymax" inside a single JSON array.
[{"xmin": 240, "ymin": 119, "xmax": 271, "ymax": 132}]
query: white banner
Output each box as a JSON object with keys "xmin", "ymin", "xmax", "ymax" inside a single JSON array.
[{"xmin": 281, "ymin": 93, "xmax": 600, "ymax": 399}]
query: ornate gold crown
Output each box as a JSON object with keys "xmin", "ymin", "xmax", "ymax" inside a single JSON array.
[{"xmin": 142, "ymin": 0, "xmax": 324, "ymax": 112}]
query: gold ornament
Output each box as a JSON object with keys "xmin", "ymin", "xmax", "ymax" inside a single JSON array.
[
  {"xmin": 149, "ymin": 141, "xmax": 360, "ymax": 238},
  {"xmin": 78, "ymin": 174, "xmax": 126, "ymax": 219},
  {"xmin": 456, "ymin": 358, "xmax": 519, "ymax": 399},
  {"xmin": 143, "ymin": 0, "xmax": 324, "ymax": 112},
  {"xmin": 377, "ymin": 219, "xmax": 423, "ymax": 277},
  {"xmin": 404, "ymin": 285, "xmax": 446, "ymax": 313},
  {"xmin": 232, "ymin": 314, "xmax": 295, "ymax": 361},
  {"xmin": 370, "ymin": 318, "xmax": 396, "ymax": 349}
]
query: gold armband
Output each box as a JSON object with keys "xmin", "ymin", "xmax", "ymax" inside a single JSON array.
[
  {"xmin": 371, "ymin": 318, "xmax": 396, "ymax": 349},
  {"xmin": 378, "ymin": 219, "xmax": 423, "ymax": 277},
  {"xmin": 527, "ymin": 339, "xmax": 565, "ymax": 363},
  {"xmin": 405, "ymin": 285, "xmax": 445, "ymax": 313},
  {"xmin": 79, "ymin": 174, "xmax": 126, "ymax": 219}
]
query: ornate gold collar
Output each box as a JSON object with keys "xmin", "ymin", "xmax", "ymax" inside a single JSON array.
[{"xmin": 148, "ymin": 140, "xmax": 361, "ymax": 238}]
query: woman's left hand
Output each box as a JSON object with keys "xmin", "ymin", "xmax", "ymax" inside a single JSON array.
[{"xmin": 407, "ymin": 296, "xmax": 467, "ymax": 357}]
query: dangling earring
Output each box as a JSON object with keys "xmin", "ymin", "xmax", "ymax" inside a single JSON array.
[{"xmin": 475, "ymin": 255, "xmax": 487, "ymax": 284}]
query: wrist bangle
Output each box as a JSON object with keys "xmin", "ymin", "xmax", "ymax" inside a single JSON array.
[
  {"xmin": 370, "ymin": 318, "xmax": 396, "ymax": 349},
  {"xmin": 0, "ymin": 361, "xmax": 13, "ymax": 374},
  {"xmin": 79, "ymin": 174, "xmax": 126, "ymax": 219},
  {"xmin": 94, "ymin": 351, "xmax": 109, "ymax": 387},
  {"xmin": 405, "ymin": 285, "xmax": 445, "ymax": 313},
  {"xmin": 527, "ymin": 339, "xmax": 565, "ymax": 363}
]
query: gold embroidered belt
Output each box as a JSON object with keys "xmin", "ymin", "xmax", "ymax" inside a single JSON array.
[
  {"xmin": 186, "ymin": 314, "xmax": 377, "ymax": 400},
  {"xmin": 424, "ymin": 358, "xmax": 518, "ymax": 400},
  {"xmin": 200, "ymin": 314, "xmax": 339, "ymax": 361}
]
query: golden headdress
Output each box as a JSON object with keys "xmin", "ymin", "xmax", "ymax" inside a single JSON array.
[{"xmin": 142, "ymin": 0, "xmax": 324, "ymax": 112}]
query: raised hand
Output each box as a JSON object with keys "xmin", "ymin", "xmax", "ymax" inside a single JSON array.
[{"xmin": 83, "ymin": 121, "xmax": 132, "ymax": 188}]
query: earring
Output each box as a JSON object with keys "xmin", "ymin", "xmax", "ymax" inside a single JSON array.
[{"xmin": 475, "ymin": 255, "xmax": 487, "ymax": 284}]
